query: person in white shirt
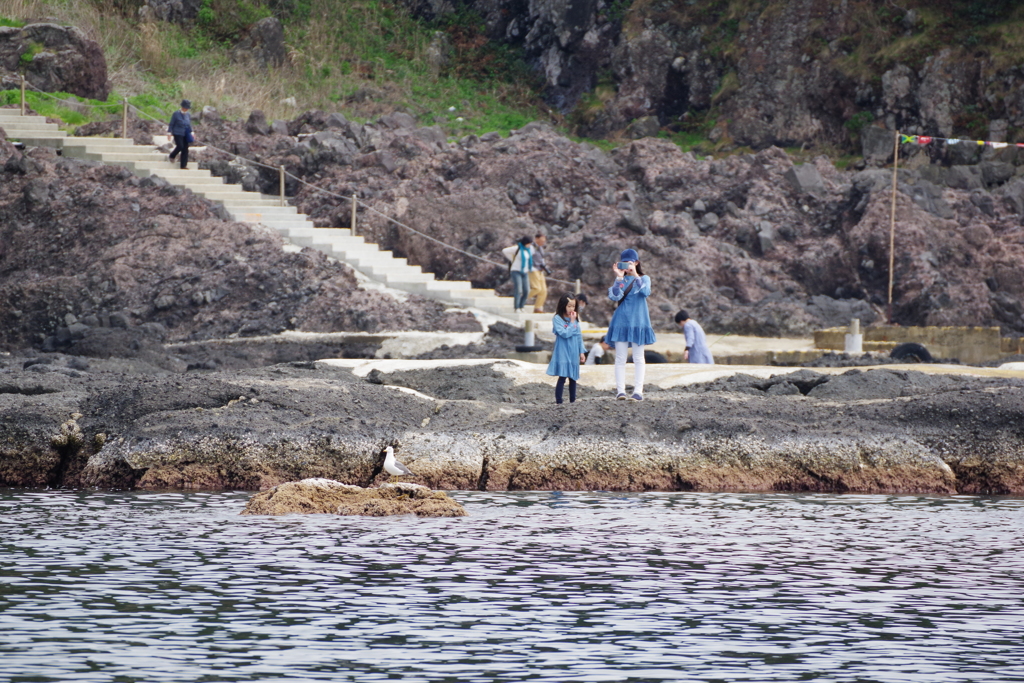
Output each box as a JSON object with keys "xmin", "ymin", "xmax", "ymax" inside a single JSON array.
[{"xmin": 585, "ymin": 335, "xmax": 612, "ymax": 365}]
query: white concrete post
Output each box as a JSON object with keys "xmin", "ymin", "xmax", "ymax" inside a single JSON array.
[
  {"xmin": 279, "ymin": 166, "xmax": 285, "ymax": 207},
  {"xmin": 845, "ymin": 318, "xmax": 863, "ymax": 354},
  {"xmin": 524, "ymin": 319, "xmax": 535, "ymax": 347}
]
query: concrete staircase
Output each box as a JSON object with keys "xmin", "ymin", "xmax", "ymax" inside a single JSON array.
[{"xmin": 0, "ymin": 108, "xmax": 551, "ymax": 326}]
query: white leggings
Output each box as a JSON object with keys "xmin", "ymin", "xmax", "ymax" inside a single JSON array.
[{"xmin": 614, "ymin": 342, "xmax": 645, "ymax": 396}]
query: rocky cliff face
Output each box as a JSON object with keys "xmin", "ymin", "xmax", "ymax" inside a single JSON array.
[
  {"xmin": 186, "ymin": 108, "xmax": 1024, "ymax": 337},
  {"xmin": 404, "ymin": 0, "xmax": 1024, "ymax": 150}
]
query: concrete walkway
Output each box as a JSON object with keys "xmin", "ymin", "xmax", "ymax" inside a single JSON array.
[{"xmin": 320, "ymin": 357, "xmax": 1024, "ymax": 392}]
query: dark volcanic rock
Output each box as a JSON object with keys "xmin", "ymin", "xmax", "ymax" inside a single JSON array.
[
  {"xmin": 183, "ymin": 113, "xmax": 1024, "ymax": 337},
  {"xmin": 0, "ymin": 151, "xmax": 478, "ymax": 351},
  {"xmin": 231, "ymin": 17, "xmax": 287, "ymax": 70},
  {"xmin": 140, "ymin": 0, "xmax": 203, "ymax": 24},
  {"xmin": 2, "ymin": 361, "xmax": 1023, "ymax": 495},
  {"xmin": 0, "ymin": 23, "xmax": 109, "ymax": 100}
]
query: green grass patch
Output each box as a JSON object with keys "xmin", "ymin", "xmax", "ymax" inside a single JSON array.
[
  {"xmin": 834, "ymin": 155, "xmax": 860, "ymax": 170},
  {"xmin": 657, "ymin": 129, "xmax": 711, "ymax": 155},
  {"xmin": 0, "ymin": 88, "xmax": 177, "ymax": 131},
  {"xmin": 574, "ymin": 137, "xmax": 621, "ymax": 152},
  {"xmin": 19, "ymin": 42, "xmax": 45, "ymax": 65},
  {"xmin": 0, "ymin": 16, "xmax": 25, "ymax": 27}
]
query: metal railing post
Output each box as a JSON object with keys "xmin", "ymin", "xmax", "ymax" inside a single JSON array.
[
  {"xmin": 121, "ymin": 98, "xmax": 128, "ymax": 138},
  {"xmin": 279, "ymin": 166, "xmax": 285, "ymax": 207},
  {"xmin": 351, "ymin": 194, "xmax": 357, "ymax": 235},
  {"xmin": 20, "ymin": 76, "xmax": 26, "ymax": 115}
]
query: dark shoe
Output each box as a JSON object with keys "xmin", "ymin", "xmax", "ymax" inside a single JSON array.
[
  {"xmin": 631, "ymin": 394, "xmax": 643, "ymax": 401},
  {"xmin": 616, "ymin": 393, "xmax": 627, "ymax": 400}
]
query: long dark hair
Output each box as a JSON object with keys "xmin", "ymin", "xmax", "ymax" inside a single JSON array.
[
  {"xmin": 555, "ymin": 293, "xmax": 574, "ymax": 321},
  {"xmin": 633, "ymin": 260, "xmax": 644, "ymax": 276}
]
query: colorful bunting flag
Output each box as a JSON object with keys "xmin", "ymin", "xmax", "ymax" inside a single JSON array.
[{"xmin": 896, "ymin": 134, "xmax": 1021, "ymax": 148}]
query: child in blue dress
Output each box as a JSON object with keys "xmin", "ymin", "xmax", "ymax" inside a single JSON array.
[
  {"xmin": 606, "ymin": 248, "xmax": 656, "ymax": 400},
  {"xmin": 546, "ymin": 294, "xmax": 587, "ymax": 404}
]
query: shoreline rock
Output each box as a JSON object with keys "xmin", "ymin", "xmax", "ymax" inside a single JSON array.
[
  {"xmin": 240, "ymin": 479, "xmax": 467, "ymax": 517},
  {"xmin": 2, "ymin": 357, "xmax": 1023, "ymax": 495}
]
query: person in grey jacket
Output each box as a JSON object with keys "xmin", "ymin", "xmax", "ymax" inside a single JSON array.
[{"xmin": 168, "ymin": 100, "xmax": 193, "ymax": 170}]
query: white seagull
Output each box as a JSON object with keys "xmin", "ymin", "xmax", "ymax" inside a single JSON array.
[{"xmin": 383, "ymin": 446, "xmax": 413, "ymax": 477}]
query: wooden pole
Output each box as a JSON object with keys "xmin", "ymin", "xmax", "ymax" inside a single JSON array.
[
  {"xmin": 20, "ymin": 75, "xmax": 26, "ymax": 116},
  {"xmin": 121, "ymin": 98, "xmax": 128, "ymax": 139},
  {"xmin": 279, "ymin": 166, "xmax": 285, "ymax": 207},
  {"xmin": 351, "ymin": 194, "xmax": 357, "ymax": 236},
  {"xmin": 887, "ymin": 130, "xmax": 900, "ymax": 325}
]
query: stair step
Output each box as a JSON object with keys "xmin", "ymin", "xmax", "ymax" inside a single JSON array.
[
  {"xmin": 194, "ymin": 188, "xmax": 281, "ymax": 201},
  {"xmin": 231, "ymin": 210, "xmax": 307, "ymax": 221},
  {"xmin": 400, "ymin": 280, "xmax": 473, "ymax": 294},
  {"xmin": 87, "ymin": 152, "xmax": 170, "ymax": 164},
  {"xmin": 133, "ymin": 165, "xmax": 207, "ymax": 177},
  {"xmin": 193, "ymin": 191, "xmax": 277, "ymax": 204},
  {"xmin": 0, "ymin": 122, "xmax": 63, "ymax": 132},
  {"xmin": 5, "ymin": 134, "xmax": 66, "ymax": 145},
  {"xmin": 224, "ymin": 203, "xmax": 299, "ymax": 214},
  {"xmin": 64, "ymin": 143, "xmax": 146, "ymax": 154},
  {"xmin": 159, "ymin": 175, "xmax": 226, "ymax": 186},
  {"xmin": 0, "ymin": 115, "xmax": 57, "ymax": 124},
  {"xmin": 355, "ymin": 264, "xmax": 431, "ymax": 279}
]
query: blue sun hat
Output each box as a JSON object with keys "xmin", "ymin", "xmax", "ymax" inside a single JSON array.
[{"xmin": 620, "ymin": 248, "xmax": 639, "ymax": 262}]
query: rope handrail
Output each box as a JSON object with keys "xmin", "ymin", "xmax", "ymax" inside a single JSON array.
[
  {"xmin": 19, "ymin": 81, "xmax": 123, "ymax": 110},
  {"xmin": 4, "ymin": 81, "xmax": 578, "ymax": 288}
]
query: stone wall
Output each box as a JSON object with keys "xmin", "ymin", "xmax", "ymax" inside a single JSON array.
[{"xmin": 815, "ymin": 325, "xmax": 1004, "ymax": 364}]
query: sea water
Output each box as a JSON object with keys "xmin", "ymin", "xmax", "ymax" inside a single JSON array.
[{"xmin": 1, "ymin": 489, "xmax": 1022, "ymax": 682}]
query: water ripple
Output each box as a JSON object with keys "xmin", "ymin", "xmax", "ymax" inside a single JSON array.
[{"xmin": 1, "ymin": 490, "xmax": 1023, "ymax": 682}]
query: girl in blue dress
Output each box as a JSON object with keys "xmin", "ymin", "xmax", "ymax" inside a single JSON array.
[
  {"xmin": 606, "ymin": 248, "xmax": 656, "ymax": 400},
  {"xmin": 546, "ymin": 294, "xmax": 587, "ymax": 404}
]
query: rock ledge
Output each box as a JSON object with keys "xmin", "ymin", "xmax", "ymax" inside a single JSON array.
[{"xmin": 240, "ymin": 479, "xmax": 467, "ymax": 517}]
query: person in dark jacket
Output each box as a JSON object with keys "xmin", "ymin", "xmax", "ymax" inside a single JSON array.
[{"xmin": 168, "ymin": 100, "xmax": 193, "ymax": 170}]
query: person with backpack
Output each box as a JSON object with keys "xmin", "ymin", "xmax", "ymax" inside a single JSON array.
[
  {"xmin": 168, "ymin": 99, "xmax": 194, "ymax": 170},
  {"xmin": 606, "ymin": 248, "xmax": 655, "ymax": 400},
  {"xmin": 501, "ymin": 236, "xmax": 533, "ymax": 313}
]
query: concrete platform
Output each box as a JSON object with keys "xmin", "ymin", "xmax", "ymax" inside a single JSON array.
[{"xmin": 318, "ymin": 357, "xmax": 1024, "ymax": 394}]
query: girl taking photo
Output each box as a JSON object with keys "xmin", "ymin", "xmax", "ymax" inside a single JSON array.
[
  {"xmin": 606, "ymin": 248, "xmax": 656, "ymax": 400},
  {"xmin": 546, "ymin": 294, "xmax": 587, "ymax": 404}
]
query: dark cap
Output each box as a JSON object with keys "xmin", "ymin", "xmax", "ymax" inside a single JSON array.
[{"xmin": 180, "ymin": 99, "xmax": 191, "ymax": 110}]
